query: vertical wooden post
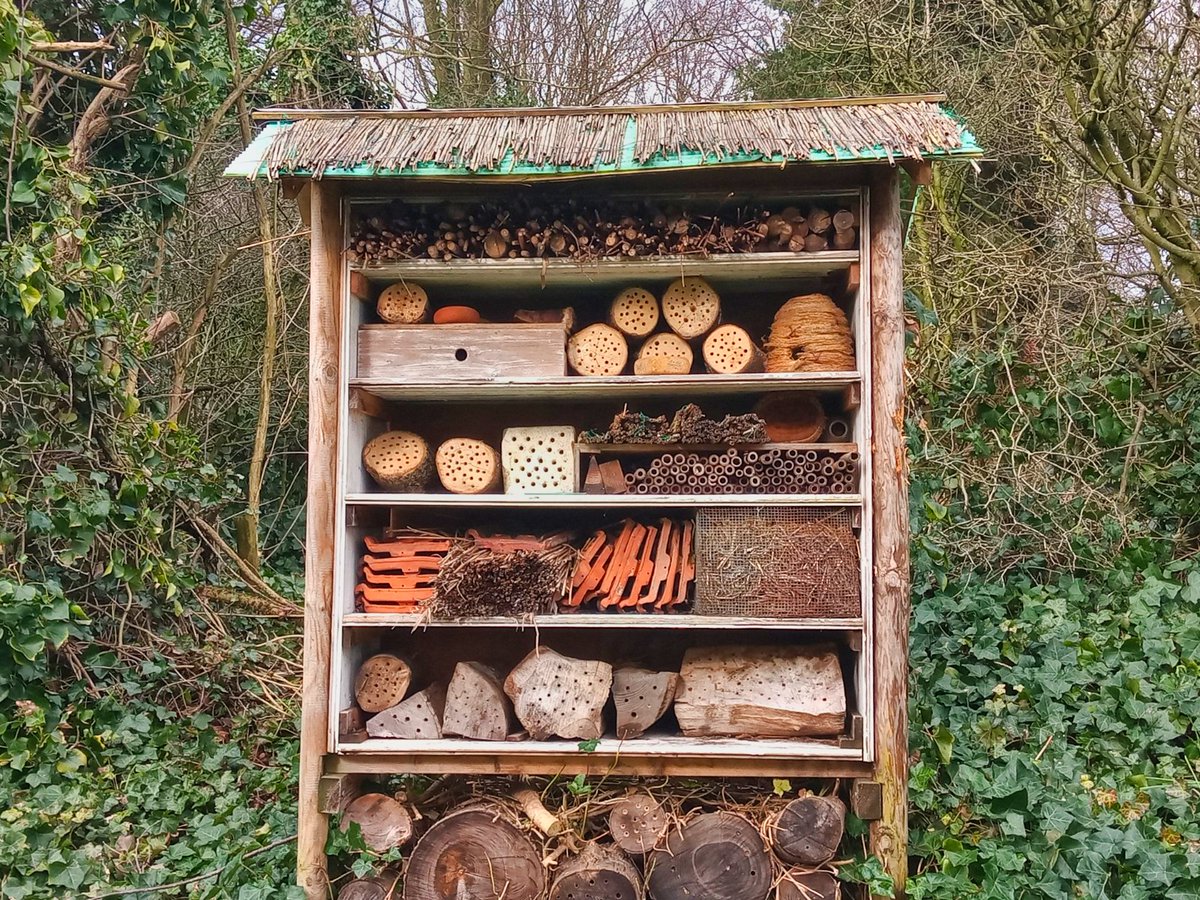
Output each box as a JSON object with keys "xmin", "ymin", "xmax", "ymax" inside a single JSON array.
[
  {"xmin": 868, "ymin": 165, "xmax": 910, "ymax": 896},
  {"xmin": 299, "ymin": 180, "xmax": 341, "ymax": 899}
]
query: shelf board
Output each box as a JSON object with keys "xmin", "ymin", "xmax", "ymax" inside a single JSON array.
[
  {"xmin": 351, "ymin": 371, "xmax": 859, "ymax": 402},
  {"xmin": 344, "ymin": 492, "xmax": 862, "ymax": 507},
  {"xmin": 576, "ymin": 441, "xmax": 858, "ymax": 454},
  {"xmin": 342, "ymin": 612, "xmax": 864, "ymax": 630}
]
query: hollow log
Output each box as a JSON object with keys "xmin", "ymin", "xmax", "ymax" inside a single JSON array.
[
  {"xmin": 403, "ymin": 805, "xmax": 545, "ymax": 900},
  {"xmin": 339, "ymin": 869, "xmax": 401, "ymax": 900},
  {"xmin": 608, "ymin": 792, "xmax": 669, "ymax": 855},
  {"xmin": 354, "ymin": 653, "xmax": 413, "ymax": 713},
  {"xmin": 436, "ymin": 438, "xmax": 501, "ymax": 494},
  {"xmin": 634, "ymin": 332, "xmax": 693, "ymax": 375},
  {"xmin": 376, "ymin": 282, "xmax": 430, "ymax": 324},
  {"xmin": 568, "ymin": 323, "xmax": 629, "ymax": 376},
  {"xmin": 362, "ymin": 431, "xmax": 433, "ymax": 492},
  {"xmin": 442, "ymin": 662, "xmax": 514, "ymax": 741},
  {"xmin": 609, "ymin": 287, "xmax": 661, "ymax": 338},
  {"xmin": 365, "ymin": 682, "xmax": 446, "ymax": 739},
  {"xmin": 777, "ymin": 870, "xmax": 840, "ymax": 900},
  {"xmin": 646, "ymin": 811, "xmax": 772, "ymax": 900},
  {"xmin": 661, "ymin": 277, "xmax": 720, "ymax": 340},
  {"xmin": 612, "ymin": 666, "xmax": 678, "ymax": 739},
  {"xmin": 340, "ymin": 793, "xmax": 414, "ymax": 853},
  {"xmin": 549, "ymin": 843, "xmax": 644, "ymax": 900},
  {"xmin": 504, "ymin": 647, "xmax": 612, "ymax": 740},
  {"xmin": 702, "ymin": 324, "xmax": 764, "ymax": 374},
  {"xmin": 768, "ymin": 795, "xmax": 846, "ymax": 866}
]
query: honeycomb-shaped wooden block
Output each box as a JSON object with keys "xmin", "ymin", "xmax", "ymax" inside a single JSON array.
[{"xmin": 501, "ymin": 426, "xmax": 576, "ymax": 494}]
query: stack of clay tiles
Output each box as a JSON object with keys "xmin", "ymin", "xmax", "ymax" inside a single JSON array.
[
  {"xmin": 764, "ymin": 293, "xmax": 856, "ymax": 373},
  {"xmin": 356, "ymin": 532, "xmax": 452, "ymax": 612},
  {"xmin": 566, "ymin": 518, "xmax": 694, "ymax": 611}
]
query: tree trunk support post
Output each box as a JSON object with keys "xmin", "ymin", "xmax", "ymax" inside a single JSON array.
[{"xmin": 869, "ymin": 166, "xmax": 911, "ymax": 895}]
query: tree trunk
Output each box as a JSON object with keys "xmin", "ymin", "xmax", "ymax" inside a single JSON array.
[
  {"xmin": 768, "ymin": 795, "xmax": 846, "ymax": 866},
  {"xmin": 340, "ymin": 793, "xmax": 414, "ymax": 853},
  {"xmin": 442, "ymin": 661, "xmax": 514, "ymax": 740},
  {"xmin": 354, "ymin": 653, "xmax": 414, "ymax": 713},
  {"xmin": 608, "ymin": 792, "xmax": 668, "ymax": 855},
  {"xmin": 550, "ymin": 843, "xmax": 643, "ymax": 900},
  {"xmin": 504, "ymin": 647, "xmax": 612, "ymax": 740},
  {"xmin": 612, "ymin": 666, "xmax": 678, "ymax": 738},
  {"xmin": 646, "ymin": 812, "xmax": 772, "ymax": 900}
]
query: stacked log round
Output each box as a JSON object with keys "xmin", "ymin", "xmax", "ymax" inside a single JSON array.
[
  {"xmin": 621, "ymin": 447, "xmax": 859, "ymax": 495},
  {"xmin": 362, "ymin": 430, "xmax": 433, "ymax": 491},
  {"xmin": 609, "ymin": 287, "xmax": 660, "ymax": 338},
  {"xmin": 661, "ymin": 277, "xmax": 721, "ymax": 340},
  {"xmin": 568, "ymin": 323, "xmax": 628, "ymax": 376},
  {"xmin": 634, "ymin": 332, "xmax": 693, "ymax": 375},
  {"xmin": 764, "ymin": 293, "xmax": 856, "ymax": 373},
  {"xmin": 376, "ymin": 281, "xmax": 429, "ymax": 323}
]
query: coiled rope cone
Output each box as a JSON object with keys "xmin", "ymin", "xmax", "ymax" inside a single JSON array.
[{"xmin": 764, "ymin": 293, "xmax": 856, "ymax": 373}]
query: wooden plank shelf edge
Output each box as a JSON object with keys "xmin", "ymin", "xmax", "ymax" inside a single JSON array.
[
  {"xmin": 344, "ymin": 492, "xmax": 864, "ymax": 507},
  {"xmin": 341, "ymin": 613, "xmax": 866, "ymax": 630}
]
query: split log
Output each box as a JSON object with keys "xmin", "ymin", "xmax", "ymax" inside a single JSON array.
[
  {"xmin": 365, "ymin": 682, "xmax": 447, "ymax": 739},
  {"xmin": 608, "ymin": 792, "xmax": 669, "ymax": 855},
  {"xmin": 634, "ymin": 333, "xmax": 693, "ymax": 375},
  {"xmin": 661, "ymin": 277, "xmax": 720, "ymax": 340},
  {"xmin": 702, "ymin": 324, "xmax": 764, "ymax": 374},
  {"xmin": 768, "ymin": 795, "xmax": 846, "ymax": 865},
  {"xmin": 599, "ymin": 459, "xmax": 627, "ymax": 494},
  {"xmin": 777, "ymin": 870, "xmax": 840, "ymax": 900},
  {"xmin": 503, "ymin": 647, "xmax": 612, "ymax": 740},
  {"xmin": 436, "ymin": 438, "xmax": 501, "ymax": 494},
  {"xmin": 340, "ymin": 870, "xmax": 401, "ymax": 900},
  {"xmin": 754, "ymin": 394, "xmax": 827, "ymax": 443},
  {"xmin": 354, "ymin": 653, "xmax": 413, "ymax": 713},
  {"xmin": 403, "ymin": 805, "xmax": 545, "ymax": 900},
  {"xmin": 612, "ymin": 666, "xmax": 678, "ymax": 738},
  {"xmin": 568, "ymin": 323, "xmax": 628, "ymax": 376},
  {"xmin": 512, "ymin": 787, "xmax": 562, "ymax": 836},
  {"xmin": 442, "ymin": 662, "xmax": 514, "ymax": 741},
  {"xmin": 549, "ymin": 843, "xmax": 643, "ymax": 900},
  {"xmin": 609, "ymin": 287, "xmax": 660, "ymax": 338},
  {"xmin": 646, "ymin": 811, "xmax": 772, "ymax": 900},
  {"xmin": 583, "ymin": 457, "xmax": 604, "ymax": 493},
  {"xmin": 340, "ymin": 793, "xmax": 414, "ymax": 853},
  {"xmin": 674, "ymin": 645, "xmax": 845, "ymax": 738},
  {"xmin": 376, "ymin": 282, "xmax": 430, "ymax": 324},
  {"xmin": 362, "ymin": 431, "xmax": 433, "ymax": 492}
]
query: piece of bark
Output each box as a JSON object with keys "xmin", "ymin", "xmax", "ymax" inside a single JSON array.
[
  {"xmin": 362, "ymin": 431, "xmax": 433, "ymax": 492},
  {"xmin": 598, "ymin": 459, "xmax": 627, "ymax": 494},
  {"xmin": 435, "ymin": 438, "xmax": 501, "ymax": 494},
  {"xmin": 702, "ymin": 324, "xmax": 765, "ymax": 374},
  {"xmin": 366, "ymin": 682, "xmax": 447, "ymax": 739},
  {"xmin": 568, "ymin": 323, "xmax": 628, "ymax": 376},
  {"xmin": 340, "ymin": 793, "xmax": 414, "ymax": 853},
  {"xmin": 442, "ymin": 662, "xmax": 514, "ymax": 741},
  {"xmin": 583, "ymin": 457, "xmax": 604, "ymax": 493},
  {"xmin": 403, "ymin": 805, "xmax": 544, "ymax": 900},
  {"xmin": 549, "ymin": 843, "xmax": 644, "ymax": 900},
  {"xmin": 768, "ymin": 795, "xmax": 846, "ymax": 865},
  {"xmin": 503, "ymin": 647, "xmax": 612, "ymax": 740},
  {"xmin": 612, "ymin": 666, "xmax": 678, "ymax": 738},
  {"xmin": 609, "ymin": 286, "xmax": 660, "ymax": 338},
  {"xmin": 634, "ymin": 332, "xmax": 693, "ymax": 375},
  {"xmin": 777, "ymin": 870, "xmax": 840, "ymax": 900},
  {"xmin": 514, "ymin": 307, "xmax": 575, "ymax": 331},
  {"xmin": 354, "ymin": 653, "xmax": 413, "ymax": 713},
  {"xmin": 661, "ymin": 277, "xmax": 720, "ymax": 340},
  {"xmin": 608, "ymin": 792, "xmax": 668, "ymax": 855},
  {"xmin": 349, "ymin": 270, "xmax": 373, "ymax": 302},
  {"xmin": 674, "ymin": 644, "xmax": 846, "ymax": 738},
  {"xmin": 340, "ymin": 869, "xmax": 401, "ymax": 900},
  {"xmin": 646, "ymin": 812, "xmax": 772, "ymax": 900},
  {"xmin": 376, "ymin": 282, "xmax": 430, "ymax": 324},
  {"xmin": 512, "ymin": 787, "xmax": 562, "ymax": 836}
]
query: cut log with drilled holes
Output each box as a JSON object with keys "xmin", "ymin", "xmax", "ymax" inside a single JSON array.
[
  {"xmin": 354, "ymin": 653, "xmax": 413, "ymax": 713},
  {"xmin": 403, "ymin": 805, "xmax": 545, "ymax": 900},
  {"xmin": 674, "ymin": 645, "xmax": 845, "ymax": 738},
  {"xmin": 754, "ymin": 394, "xmax": 827, "ymax": 443},
  {"xmin": 768, "ymin": 794, "xmax": 846, "ymax": 865},
  {"xmin": 503, "ymin": 647, "xmax": 612, "ymax": 740},
  {"xmin": 549, "ymin": 843, "xmax": 644, "ymax": 900},
  {"xmin": 609, "ymin": 793, "xmax": 669, "ymax": 855},
  {"xmin": 568, "ymin": 323, "xmax": 628, "ymax": 376},
  {"xmin": 376, "ymin": 282, "xmax": 430, "ymax": 324},
  {"xmin": 436, "ymin": 438, "xmax": 501, "ymax": 494},
  {"xmin": 661, "ymin": 277, "xmax": 720, "ymax": 340},
  {"xmin": 340, "ymin": 793, "xmax": 414, "ymax": 853},
  {"xmin": 609, "ymin": 287, "xmax": 660, "ymax": 338},
  {"xmin": 340, "ymin": 870, "xmax": 401, "ymax": 900},
  {"xmin": 646, "ymin": 811, "xmax": 772, "ymax": 900},
  {"xmin": 365, "ymin": 682, "xmax": 446, "ymax": 739},
  {"xmin": 702, "ymin": 324, "xmax": 764, "ymax": 374},
  {"xmin": 362, "ymin": 431, "xmax": 433, "ymax": 492},
  {"xmin": 442, "ymin": 662, "xmax": 514, "ymax": 741},
  {"xmin": 634, "ymin": 332, "xmax": 693, "ymax": 375},
  {"xmin": 612, "ymin": 666, "xmax": 679, "ymax": 738}
]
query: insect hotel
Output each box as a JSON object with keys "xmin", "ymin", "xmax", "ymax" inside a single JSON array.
[{"xmin": 226, "ymin": 96, "xmax": 980, "ymax": 900}]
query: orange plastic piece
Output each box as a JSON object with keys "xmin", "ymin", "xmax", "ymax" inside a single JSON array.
[{"xmin": 433, "ymin": 305, "xmax": 481, "ymax": 324}]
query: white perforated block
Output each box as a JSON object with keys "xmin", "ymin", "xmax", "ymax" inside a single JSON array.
[{"xmin": 501, "ymin": 426, "xmax": 577, "ymax": 494}]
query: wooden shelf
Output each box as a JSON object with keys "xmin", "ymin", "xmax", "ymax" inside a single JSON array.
[
  {"xmin": 344, "ymin": 492, "xmax": 862, "ymax": 507},
  {"xmin": 342, "ymin": 613, "xmax": 864, "ymax": 630},
  {"xmin": 576, "ymin": 441, "xmax": 858, "ymax": 454}
]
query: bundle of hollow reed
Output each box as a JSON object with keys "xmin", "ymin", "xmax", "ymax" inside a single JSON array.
[
  {"xmin": 764, "ymin": 293, "xmax": 856, "ymax": 373},
  {"xmin": 623, "ymin": 447, "xmax": 859, "ymax": 495},
  {"xmin": 581, "ymin": 403, "xmax": 767, "ymax": 445},
  {"xmin": 431, "ymin": 535, "xmax": 576, "ymax": 618}
]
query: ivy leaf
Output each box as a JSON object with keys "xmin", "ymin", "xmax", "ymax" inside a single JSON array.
[
  {"xmin": 772, "ymin": 779, "xmax": 792, "ymax": 797},
  {"xmin": 577, "ymin": 738, "xmax": 599, "ymax": 752}
]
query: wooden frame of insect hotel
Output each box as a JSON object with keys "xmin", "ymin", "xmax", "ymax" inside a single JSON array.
[{"xmin": 225, "ymin": 96, "xmax": 981, "ymax": 900}]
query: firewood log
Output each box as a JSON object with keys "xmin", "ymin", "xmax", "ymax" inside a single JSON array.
[
  {"xmin": 832, "ymin": 225, "xmax": 856, "ymax": 250},
  {"xmin": 701, "ymin": 324, "xmax": 764, "ymax": 374},
  {"xmin": 768, "ymin": 794, "xmax": 846, "ymax": 865},
  {"xmin": 608, "ymin": 287, "xmax": 660, "ymax": 337},
  {"xmin": 777, "ymin": 871, "xmax": 840, "ymax": 900},
  {"xmin": 354, "ymin": 653, "xmax": 413, "ymax": 713},
  {"xmin": 483, "ymin": 230, "xmax": 508, "ymax": 259},
  {"xmin": 340, "ymin": 793, "xmax": 414, "ymax": 853},
  {"xmin": 550, "ymin": 843, "xmax": 644, "ymax": 900},
  {"xmin": 365, "ymin": 682, "xmax": 446, "ymax": 739},
  {"xmin": 376, "ymin": 282, "xmax": 430, "ymax": 324},
  {"xmin": 832, "ymin": 208, "xmax": 857, "ymax": 231},
  {"xmin": 612, "ymin": 666, "xmax": 678, "ymax": 738},
  {"xmin": 803, "ymin": 232, "xmax": 829, "ymax": 253},
  {"xmin": 403, "ymin": 804, "xmax": 544, "ymax": 900},
  {"xmin": 568, "ymin": 323, "xmax": 628, "ymax": 376},
  {"xmin": 362, "ymin": 431, "xmax": 433, "ymax": 492},
  {"xmin": 806, "ymin": 207, "xmax": 832, "ymax": 235},
  {"xmin": 646, "ymin": 812, "xmax": 772, "ymax": 900},
  {"xmin": 608, "ymin": 792, "xmax": 668, "ymax": 855},
  {"xmin": 661, "ymin": 277, "xmax": 720, "ymax": 340},
  {"xmin": 442, "ymin": 661, "xmax": 514, "ymax": 741},
  {"xmin": 503, "ymin": 647, "xmax": 612, "ymax": 740},
  {"xmin": 339, "ymin": 870, "xmax": 401, "ymax": 900},
  {"xmin": 634, "ymin": 333, "xmax": 693, "ymax": 375},
  {"xmin": 349, "ymin": 270, "xmax": 373, "ymax": 302},
  {"xmin": 435, "ymin": 438, "xmax": 501, "ymax": 494}
]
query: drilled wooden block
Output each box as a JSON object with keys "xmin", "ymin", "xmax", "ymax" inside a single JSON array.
[
  {"xmin": 357, "ymin": 324, "xmax": 566, "ymax": 381},
  {"xmin": 501, "ymin": 426, "xmax": 577, "ymax": 494}
]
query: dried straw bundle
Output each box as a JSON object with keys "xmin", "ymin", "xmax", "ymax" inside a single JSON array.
[
  {"xmin": 763, "ymin": 294, "xmax": 856, "ymax": 373},
  {"xmin": 432, "ymin": 539, "xmax": 576, "ymax": 618}
]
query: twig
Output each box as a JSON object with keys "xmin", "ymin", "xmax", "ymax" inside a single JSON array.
[
  {"xmin": 183, "ymin": 504, "xmax": 301, "ymax": 615},
  {"xmin": 1117, "ymin": 402, "xmax": 1147, "ymax": 498},
  {"xmin": 27, "ymin": 54, "xmax": 131, "ymax": 90},
  {"xmin": 93, "ymin": 833, "xmax": 297, "ymax": 897},
  {"xmin": 30, "ymin": 39, "xmax": 115, "ymax": 52}
]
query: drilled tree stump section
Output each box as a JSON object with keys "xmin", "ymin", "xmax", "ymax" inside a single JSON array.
[
  {"xmin": 340, "ymin": 793, "xmax": 414, "ymax": 853},
  {"xmin": 754, "ymin": 394, "xmax": 827, "ymax": 443},
  {"xmin": 634, "ymin": 333, "xmax": 693, "ymax": 375},
  {"xmin": 768, "ymin": 795, "xmax": 846, "ymax": 865},
  {"xmin": 609, "ymin": 287, "xmax": 661, "ymax": 338},
  {"xmin": 549, "ymin": 843, "xmax": 644, "ymax": 900},
  {"xmin": 646, "ymin": 812, "xmax": 772, "ymax": 900},
  {"xmin": 354, "ymin": 653, "xmax": 413, "ymax": 713},
  {"xmin": 608, "ymin": 793, "xmax": 668, "ymax": 855},
  {"xmin": 674, "ymin": 645, "xmax": 845, "ymax": 738},
  {"xmin": 501, "ymin": 426, "xmax": 576, "ymax": 494},
  {"xmin": 442, "ymin": 662, "xmax": 514, "ymax": 741},
  {"xmin": 777, "ymin": 871, "xmax": 840, "ymax": 900},
  {"xmin": 403, "ymin": 805, "xmax": 545, "ymax": 900},
  {"xmin": 436, "ymin": 438, "xmax": 502, "ymax": 494},
  {"xmin": 661, "ymin": 277, "xmax": 720, "ymax": 340},
  {"xmin": 568, "ymin": 323, "xmax": 629, "ymax": 376},
  {"xmin": 366, "ymin": 682, "xmax": 447, "ymax": 739},
  {"xmin": 376, "ymin": 282, "xmax": 430, "ymax": 324},
  {"xmin": 702, "ymin": 324, "xmax": 764, "ymax": 374},
  {"xmin": 503, "ymin": 647, "xmax": 612, "ymax": 740},
  {"xmin": 362, "ymin": 431, "xmax": 433, "ymax": 492},
  {"xmin": 612, "ymin": 666, "xmax": 679, "ymax": 739},
  {"xmin": 340, "ymin": 870, "xmax": 401, "ymax": 900}
]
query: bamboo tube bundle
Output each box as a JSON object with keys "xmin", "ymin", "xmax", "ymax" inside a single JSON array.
[{"xmin": 376, "ymin": 281, "xmax": 430, "ymax": 323}]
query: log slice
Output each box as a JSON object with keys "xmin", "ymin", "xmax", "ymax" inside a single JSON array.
[
  {"xmin": 354, "ymin": 653, "xmax": 413, "ymax": 713},
  {"xmin": 777, "ymin": 870, "xmax": 840, "ymax": 900},
  {"xmin": 608, "ymin": 792, "xmax": 668, "ymax": 855},
  {"xmin": 377, "ymin": 282, "xmax": 430, "ymax": 324},
  {"xmin": 768, "ymin": 795, "xmax": 846, "ymax": 866},
  {"xmin": 340, "ymin": 793, "xmax": 414, "ymax": 853},
  {"xmin": 646, "ymin": 811, "xmax": 772, "ymax": 900},
  {"xmin": 549, "ymin": 842, "xmax": 644, "ymax": 900}
]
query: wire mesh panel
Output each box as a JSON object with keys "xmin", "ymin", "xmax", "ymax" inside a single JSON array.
[{"xmin": 694, "ymin": 507, "xmax": 860, "ymax": 618}]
